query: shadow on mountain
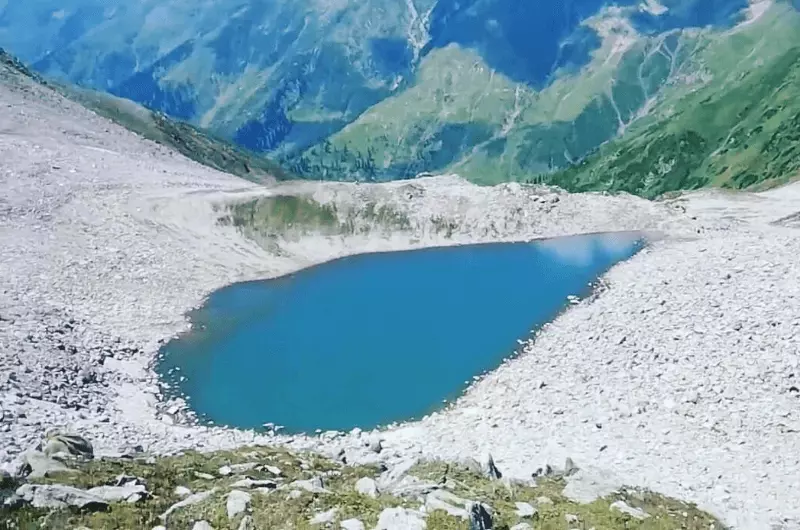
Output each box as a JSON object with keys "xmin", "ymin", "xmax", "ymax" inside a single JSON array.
[{"xmin": 423, "ymin": 0, "xmax": 754, "ymax": 89}]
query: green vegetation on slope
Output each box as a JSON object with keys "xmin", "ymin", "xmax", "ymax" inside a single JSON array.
[
  {"xmin": 542, "ymin": 44, "xmax": 800, "ymax": 198},
  {"xmin": 289, "ymin": 33, "xmax": 694, "ymax": 184},
  {"xmin": 218, "ymin": 195, "xmax": 413, "ymax": 244},
  {"xmin": 4, "ymin": 445, "xmax": 724, "ymax": 530}
]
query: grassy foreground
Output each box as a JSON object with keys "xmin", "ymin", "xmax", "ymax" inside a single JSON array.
[{"xmin": 2, "ymin": 445, "xmax": 724, "ymax": 530}]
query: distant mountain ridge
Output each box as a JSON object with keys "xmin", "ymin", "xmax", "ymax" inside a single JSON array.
[{"xmin": 1, "ymin": 0, "xmax": 799, "ymax": 195}]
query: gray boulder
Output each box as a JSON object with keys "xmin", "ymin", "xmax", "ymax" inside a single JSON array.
[
  {"xmin": 514, "ymin": 501, "xmax": 538, "ymax": 519},
  {"xmin": 160, "ymin": 488, "xmax": 218, "ymax": 521},
  {"xmin": 425, "ymin": 489, "xmax": 470, "ymax": 518},
  {"xmin": 87, "ymin": 483, "xmax": 149, "ymax": 503},
  {"xmin": 374, "ymin": 507, "xmax": 426, "ymax": 530},
  {"xmin": 22, "ymin": 450, "xmax": 77, "ymax": 478},
  {"xmin": 610, "ymin": 500, "xmax": 650, "ymax": 520},
  {"xmin": 230, "ymin": 478, "xmax": 278, "ymax": 490},
  {"xmin": 42, "ymin": 433, "xmax": 93, "ymax": 460},
  {"xmin": 226, "ymin": 490, "xmax": 251, "ymax": 519},
  {"xmin": 237, "ymin": 515, "xmax": 255, "ymax": 530},
  {"xmin": 468, "ymin": 502, "xmax": 494, "ymax": 530},
  {"xmin": 354, "ymin": 477, "xmax": 378, "ymax": 498},
  {"xmin": 480, "ymin": 453, "xmax": 502, "ymax": 480},
  {"xmin": 340, "ymin": 519, "xmax": 365, "ymax": 530},
  {"xmin": 309, "ymin": 507, "xmax": 338, "ymax": 525},
  {"xmin": 15, "ymin": 483, "xmax": 108, "ymax": 511},
  {"xmin": 289, "ymin": 476, "xmax": 328, "ymax": 494}
]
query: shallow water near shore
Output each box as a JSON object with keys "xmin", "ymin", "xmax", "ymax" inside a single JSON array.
[{"xmin": 158, "ymin": 232, "xmax": 646, "ymax": 433}]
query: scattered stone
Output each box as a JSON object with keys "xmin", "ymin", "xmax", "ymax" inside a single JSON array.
[
  {"xmin": 340, "ymin": 518, "xmax": 365, "ymax": 530},
  {"xmin": 220, "ymin": 462, "xmax": 257, "ymax": 476},
  {"xmin": 194, "ymin": 472, "xmax": 215, "ymax": 480},
  {"xmin": 22, "ymin": 450, "xmax": 76, "ymax": 478},
  {"xmin": 469, "ymin": 502, "xmax": 494, "ymax": 530},
  {"xmin": 355, "ymin": 476, "xmax": 378, "ymax": 498},
  {"xmin": 15, "ymin": 483, "xmax": 108, "ymax": 511},
  {"xmin": 536, "ymin": 496, "xmax": 554, "ymax": 505},
  {"xmin": 481, "ymin": 453, "xmax": 502, "ymax": 479},
  {"xmin": 310, "ymin": 507, "xmax": 339, "ymax": 525},
  {"xmin": 263, "ymin": 465, "xmax": 282, "ymax": 476},
  {"xmin": 237, "ymin": 515, "xmax": 255, "ymax": 530},
  {"xmin": 174, "ymin": 485, "xmax": 192, "ymax": 498},
  {"xmin": 563, "ymin": 469, "xmax": 620, "ymax": 503},
  {"xmin": 565, "ymin": 514, "xmax": 580, "ymax": 524},
  {"xmin": 428, "ymin": 489, "xmax": 474, "ymax": 518},
  {"xmin": 564, "ymin": 457, "xmax": 579, "ymax": 476},
  {"xmin": 160, "ymin": 488, "xmax": 218, "ymax": 521},
  {"xmin": 514, "ymin": 501, "xmax": 538, "ymax": 519},
  {"xmin": 226, "ymin": 490, "xmax": 251, "ymax": 519},
  {"xmin": 375, "ymin": 507, "xmax": 426, "ymax": 530},
  {"xmin": 369, "ymin": 439, "xmax": 383, "ymax": 454},
  {"xmin": 510, "ymin": 524, "xmax": 533, "ymax": 530},
  {"xmin": 610, "ymin": 500, "xmax": 650, "ymax": 520},
  {"xmin": 192, "ymin": 522, "xmax": 214, "ymax": 530},
  {"xmin": 42, "ymin": 432, "xmax": 93, "ymax": 460},
  {"xmin": 286, "ymin": 490, "xmax": 303, "ymax": 500},
  {"xmin": 230, "ymin": 478, "xmax": 278, "ymax": 490},
  {"xmin": 87, "ymin": 483, "xmax": 149, "ymax": 503},
  {"xmin": 290, "ymin": 476, "xmax": 328, "ymax": 494},
  {"xmin": 385, "ymin": 475, "xmax": 439, "ymax": 497}
]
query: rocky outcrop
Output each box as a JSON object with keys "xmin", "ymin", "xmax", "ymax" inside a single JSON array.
[{"xmin": 14, "ymin": 483, "xmax": 108, "ymax": 511}]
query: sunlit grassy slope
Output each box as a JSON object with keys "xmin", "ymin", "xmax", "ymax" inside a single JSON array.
[{"xmin": 540, "ymin": 3, "xmax": 800, "ymax": 198}]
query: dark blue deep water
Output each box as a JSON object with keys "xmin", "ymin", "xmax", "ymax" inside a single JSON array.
[{"xmin": 158, "ymin": 233, "xmax": 645, "ymax": 433}]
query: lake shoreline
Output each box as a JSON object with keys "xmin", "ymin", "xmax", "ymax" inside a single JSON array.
[{"xmin": 4, "ymin": 70, "xmax": 800, "ymax": 529}]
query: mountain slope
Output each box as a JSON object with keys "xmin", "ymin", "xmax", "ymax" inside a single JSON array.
[
  {"xmin": 1, "ymin": 0, "xmax": 798, "ymax": 192},
  {"xmin": 540, "ymin": 3, "xmax": 800, "ymax": 197},
  {"xmin": 0, "ymin": 48, "xmax": 290, "ymax": 183}
]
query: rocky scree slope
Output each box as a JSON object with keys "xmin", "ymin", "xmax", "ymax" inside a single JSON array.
[{"xmin": 0, "ymin": 48, "xmax": 290, "ymax": 184}]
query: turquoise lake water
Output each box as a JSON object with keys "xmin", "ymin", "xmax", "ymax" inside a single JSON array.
[{"xmin": 158, "ymin": 232, "xmax": 645, "ymax": 434}]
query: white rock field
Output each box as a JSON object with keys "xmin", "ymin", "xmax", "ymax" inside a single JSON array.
[{"xmin": 1, "ymin": 51, "xmax": 800, "ymax": 530}]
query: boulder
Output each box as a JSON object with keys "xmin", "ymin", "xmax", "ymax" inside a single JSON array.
[
  {"xmin": 263, "ymin": 465, "xmax": 282, "ymax": 476},
  {"xmin": 226, "ymin": 490, "xmax": 251, "ymax": 519},
  {"xmin": 425, "ymin": 489, "xmax": 470, "ymax": 518},
  {"xmin": 174, "ymin": 486, "xmax": 193, "ymax": 498},
  {"xmin": 514, "ymin": 502, "xmax": 538, "ymax": 519},
  {"xmin": 289, "ymin": 476, "xmax": 328, "ymax": 494},
  {"xmin": 354, "ymin": 477, "xmax": 378, "ymax": 498},
  {"xmin": 610, "ymin": 500, "xmax": 650, "ymax": 520},
  {"xmin": 340, "ymin": 519, "xmax": 365, "ymax": 530},
  {"xmin": 22, "ymin": 450, "xmax": 76, "ymax": 478},
  {"xmin": 15, "ymin": 483, "xmax": 108, "ymax": 511},
  {"xmin": 230, "ymin": 478, "xmax": 278, "ymax": 490},
  {"xmin": 42, "ymin": 433, "xmax": 93, "ymax": 460},
  {"xmin": 468, "ymin": 502, "xmax": 493, "ymax": 530},
  {"xmin": 310, "ymin": 507, "xmax": 338, "ymax": 525},
  {"xmin": 374, "ymin": 507, "xmax": 426, "ymax": 530},
  {"xmin": 480, "ymin": 453, "xmax": 502, "ymax": 480},
  {"xmin": 192, "ymin": 522, "xmax": 214, "ymax": 530},
  {"xmin": 87, "ymin": 483, "xmax": 149, "ymax": 503},
  {"xmin": 160, "ymin": 488, "xmax": 218, "ymax": 520},
  {"xmin": 237, "ymin": 515, "xmax": 255, "ymax": 530}
]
